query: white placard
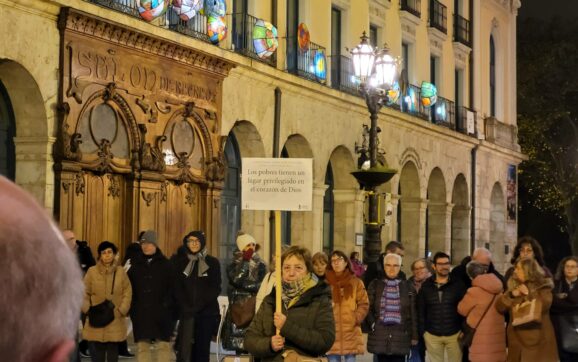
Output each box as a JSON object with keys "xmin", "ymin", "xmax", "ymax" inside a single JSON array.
[
  {"xmin": 241, "ymin": 158, "xmax": 312, "ymax": 211},
  {"xmin": 466, "ymin": 110, "xmax": 475, "ymax": 134}
]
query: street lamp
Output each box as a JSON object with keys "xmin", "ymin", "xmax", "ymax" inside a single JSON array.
[{"xmin": 350, "ymin": 32, "xmax": 399, "ymax": 264}]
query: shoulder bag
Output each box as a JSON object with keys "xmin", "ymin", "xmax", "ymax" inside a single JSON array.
[
  {"xmin": 231, "ymin": 295, "xmax": 257, "ymax": 328},
  {"xmin": 511, "ymin": 294, "xmax": 542, "ymax": 327},
  {"xmin": 459, "ymin": 294, "xmax": 496, "ymax": 349},
  {"xmin": 88, "ymin": 268, "xmax": 117, "ymax": 328}
]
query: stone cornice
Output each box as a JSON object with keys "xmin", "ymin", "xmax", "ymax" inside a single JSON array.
[
  {"xmin": 58, "ymin": 8, "xmax": 235, "ymax": 78},
  {"xmin": 428, "ymin": 27, "xmax": 447, "ymax": 57},
  {"xmin": 453, "ymin": 41, "xmax": 472, "ymax": 69}
]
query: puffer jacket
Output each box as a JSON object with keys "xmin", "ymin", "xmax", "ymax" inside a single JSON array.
[
  {"xmin": 417, "ymin": 275, "xmax": 466, "ymax": 336},
  {"xmin": 244, "ymin": 281, "xmax": 336, "ymax": 361},
  {"xmin": 325, "ymin": 270, "xmax": 369, "ymax": 356},
  {"xmin": 82, "ymin": 261, "xmax": 132, "ymax": 342},
  {"xmin": 366, "ymin": 278, "xmax": 418, "ymax": 356},
  {"xmin": 457, "ymin": 273, "xmax": 506, "ymax": 362},
  {"xmin": 222, "ymin": 251, "xmax": 267, "ymax": 351}
]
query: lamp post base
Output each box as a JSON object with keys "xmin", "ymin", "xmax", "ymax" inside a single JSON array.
[{"xmin": 364, "ymin": 223, "xmax": 382, "ymax": 264}]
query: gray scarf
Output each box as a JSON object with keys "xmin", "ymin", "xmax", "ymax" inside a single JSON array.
[{"xmin": 183, "ymin": 248, "xmax": 209, "ymax": 277}]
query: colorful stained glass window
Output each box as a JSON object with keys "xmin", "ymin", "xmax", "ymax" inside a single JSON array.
[{"xmin": 314, "ymin": 51, "xmax": 327, "ymax": 82}]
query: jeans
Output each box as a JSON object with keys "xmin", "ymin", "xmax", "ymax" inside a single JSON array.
[
  {"xmin": 423, "ymin": 331, "xmax": 462, "ymax": 362},
  {"xmin": 327, "ymin": 354, "xmax": 356, "ymax": 362}
]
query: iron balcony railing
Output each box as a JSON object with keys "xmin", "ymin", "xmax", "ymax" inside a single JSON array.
[
  {"xmin": 86, "ymin": 0, "xmax": 212, "ymax": 43},
  {"xmin": 429, "ymin": 0, "xmax": 447, "ymax": 34},
  {"xmin": 287, "ymin": 41, "xmax": 327, "ymax": 84},
  {"xmin": 231, "ymin": 13, "xmax": 277, "ymax": 67},
  {"xmin": 329, "ymin": 55, "xmax": 358, "ymax": 96},
  {"xmin": 454, "ymin": 14, "xmax": 471, "ymax": 47},
  {"xmin": 431, "ymin": 96, "xmax": 455, "ymax": 129},
  {"xmin": 456, "ymin": 105, "xmax": 477, "ymax": 136},
  {"xmin": 400, "ymin": 0, "xmax": 421, "ymax": 18}
]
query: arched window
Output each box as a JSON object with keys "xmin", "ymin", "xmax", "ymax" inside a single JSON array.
[
  {"xmin": 0, "ymin": 81, "xmax": 15, "ymax": 180},
  {"xmin": 323, "ymin": 162, "xmax": 334, "ymax": 254},
  {"xmin": 490, "ymin": 35, "xmax": 496, "ymax": 117},
  {"xmin": 220, "ymin": 132, "xmax": 241, "ymax": 292}
]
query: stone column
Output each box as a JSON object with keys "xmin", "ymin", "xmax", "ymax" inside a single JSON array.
[
  {"xmin": 333, "ymin": 188, "xmax": 359, "ymax": 252},
  {"xmin": 427, "ymin": 202, "xmax": 454, "ymax": 255},
  {"xmin": 400, "ymin": 197, "xmax": 428, "ymax": 270},
  {"xmin": 13, "ymin": 136, "xmax": 56, "ymax": 211},
  {"xmin": 451, "ymin": 205, "xmax": 471, "ymax": 263},
  {"xmin": 290, "ymin": 183, "xmax": 326, "ymax": 252}
]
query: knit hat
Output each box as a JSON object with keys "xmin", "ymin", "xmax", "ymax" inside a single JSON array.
[
  {"xmin": 183, "ymin": 230, "xmax": 206, "ymax": 249},
  {"xmin": 236, "ymin": 233, "xmax": 256, "ymax": 251},
  {"xmin": 139, "ymin": 230, "xmax": 157, "ymax": 245},
  {"xmin": 97, "ymin": 241, "xmax": 118, "ymax": 255}
]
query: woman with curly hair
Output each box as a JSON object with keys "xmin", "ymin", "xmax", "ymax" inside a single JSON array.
[
  {"xmin": 496, "ymin": 257, "xmax": 558, "ymax": 362},
  {"xmin": 504, "ymin": 236, "xmax": 552, "ymax": 284}
]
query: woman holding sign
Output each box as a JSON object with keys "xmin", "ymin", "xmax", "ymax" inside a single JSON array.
[{"xmin": 245, "ymin": 245, "xmax": 336, "ymax": 361}]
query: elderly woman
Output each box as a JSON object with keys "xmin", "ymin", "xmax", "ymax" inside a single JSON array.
[
  {"xmin": 325, "ymin": 250, "xmax": 369, "ymax": 361},
  {"xmin": 496, "ymin": 257, "xmax": 558, "ymax": 362},
  {"xmin": 457, "ymin": 261, "xmax": 506, "ymax": 362},
  {"xmin": 82, "ymin": 241, "xmax": 132, "ymax": 362},
  {"xmin": 222, "ymin": 232, "xmax": 267, "ymax": 353},
  {"xmin": 171, "ymin": 230, "xmax": 221, "ymax": 362},
  {"xmin": 366, "ymin": 253, "xmax": 417, "ymax": 362},
  {"xmin": 551, "ymin": 256, "xmax": 578, "ymax": 361},
  {"xmin": 245, "ymin": 245, "xmax": 336, "ymax": 361}
]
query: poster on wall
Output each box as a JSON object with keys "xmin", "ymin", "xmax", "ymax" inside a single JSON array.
[{"xmin": 507, "ymin": 165, "xmax": 517, "ymax": 222}]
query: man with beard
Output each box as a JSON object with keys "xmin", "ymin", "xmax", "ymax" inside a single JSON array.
[{"xmin": 417, "ymin": 252, "xmax": 466, "ymax": 362}]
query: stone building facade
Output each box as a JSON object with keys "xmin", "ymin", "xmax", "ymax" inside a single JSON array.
[{"xmin": 0, "ymin": 0, "xmax": 524, "ymax": 272}]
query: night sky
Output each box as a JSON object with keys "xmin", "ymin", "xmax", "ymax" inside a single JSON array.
[{"xmin": 519, "ymin": 0, "xmax": 578, "ymax": 20}]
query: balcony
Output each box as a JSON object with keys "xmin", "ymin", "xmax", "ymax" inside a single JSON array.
[
  {"xmin": 287, "ymin": 41, "xmax": 327, "ymax": 84},
  {"xmin": 329, "ymin": 55, "xmax": 358, "ymax": 96},
  {"xmin": 431, "ymin": 96, "xmax": 455, "ymax": 129},
  {"xmin": 429, "ymin": 0, "xmax": 447, "ymax": 34},
  {"xmin": 231, "ymin": 13, "xmax": 277, "ymax": 67},
  {"xmin": 454, "ymin": 14, "xmax": 471, "ymax": 47},
  {"xmin": 400, "ymin": 0, "xmax": 421, "ymax": 19},
  {"xmin": 86, "ymin": 0, "xmax": 212, "ymax": 43},
  {"xmin": 456, "ymin": 106, "xmax": 477, "ymax": 136}
]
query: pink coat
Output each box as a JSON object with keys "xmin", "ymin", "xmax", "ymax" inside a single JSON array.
[{"xmin": 458, "ymin": 273, "xmax": 506, "ymax": 362}]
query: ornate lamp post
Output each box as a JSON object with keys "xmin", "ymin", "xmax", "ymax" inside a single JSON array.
[{"xmin": 350, "ymin": 32, "xmax": 399, "ymax": 263}]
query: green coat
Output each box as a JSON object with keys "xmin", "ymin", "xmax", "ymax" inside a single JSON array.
[{"xmin": 245, "ymin": 282, "xmax": 336, "ymax": 361}]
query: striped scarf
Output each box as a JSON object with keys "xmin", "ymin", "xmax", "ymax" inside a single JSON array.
[{"xmin": 379, "ymin": 278, "xmax": 401, "ymax": 325}]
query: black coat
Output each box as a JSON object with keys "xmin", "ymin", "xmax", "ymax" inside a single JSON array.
[
  {"xmin": 76, "ymin": 240, "xmax": 96, "ymax": 274},
  {"xmin": 450, "ymin": 261, "xmax": 504, "ymax": 289},
  {"xmin": 245, "ymin": 282, "xmax": 336, "ymax": 361},
  {"xmin": 366, "ymin": 279, "xmax": 418, "ymax": 356},
  {"xmin": 417, "ymin": 275, "xmax": 467, "ymax": 336},
  {"xmin": 127, "ymin": 249, "xmax": 174, "ymax": 342},
  {"xmin": 170, "ymin": 246, "xmax": 221, "ymax": 318}
]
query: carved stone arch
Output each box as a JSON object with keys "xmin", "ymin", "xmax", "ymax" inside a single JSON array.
[{"xmin": 399, "ymin": 147, "xmax": 423, "ymax": 171}]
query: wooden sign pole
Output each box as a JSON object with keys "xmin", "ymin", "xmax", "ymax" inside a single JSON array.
[{"xmin": 275, "ymin": 210, "xmax": 282, "ymax": 335}]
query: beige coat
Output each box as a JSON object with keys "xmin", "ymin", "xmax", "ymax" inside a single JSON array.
[{"xmin": 82, "ymin": 261, "xmax": 132, "ymax": 342}]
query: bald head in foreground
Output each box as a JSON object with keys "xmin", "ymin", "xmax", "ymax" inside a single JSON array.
[{"xmin": 0, "ymin": 176, "xmax": 83, "ymax": 362}]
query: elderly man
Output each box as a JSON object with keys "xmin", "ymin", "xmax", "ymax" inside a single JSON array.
[
  {"xmin": 0, "ymin": 176, "xmax": 84, "ymax": 362},
  {"xmin": 451, "ymin": 247, "xmax": 505, "ymax": 289}
]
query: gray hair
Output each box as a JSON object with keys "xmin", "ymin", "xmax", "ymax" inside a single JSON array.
[
  {"xmin": 0, "ymin": 176, "xmax": 83, "ymax": 361},
  {"xmin": 383, "ymin": 253, "xmax": 402, "ymax": 266},
  {"xmin": 466, "ymin": 261, "xmax": 489, "ymax": 280},
  {"xmin": 472, "ymin": 247, "xmax": 492, "ymax": 261}
]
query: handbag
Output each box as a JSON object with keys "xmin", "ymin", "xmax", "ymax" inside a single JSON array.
[
  {"xmin": 282, "ymin": 350, "xmax": 328, "ymax": 362},
  {"xmin": 231, "ymin": 295, "xmax": 256, "ymax": 328},
  {"xmin": 88, "ymin": 268, "xmax": 117, "ymax": 328},
  {"xmin": 458, "ymin": 294, "xmax": 496, "ymax": 349},
  {"xmin": 511, "ymin": 297, "xmax": 542, "ymax": 326}
]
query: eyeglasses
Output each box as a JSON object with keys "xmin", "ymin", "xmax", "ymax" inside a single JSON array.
[
  {"xmin": 331, "ymin": 257, "xmax": 345, "ymax": 263},
  {"xmin": 413, "ymin": 266, "xmax": 426, "ymax": 271},
  {"xmin": 385, "ymin": 264, "xmax": 400, "ymax": 268},
  {"xmin": 435, "ymin": 262, "xmax": 451, "ymax": 266}
]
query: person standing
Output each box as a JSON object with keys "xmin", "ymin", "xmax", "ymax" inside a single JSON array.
[
  {"xmin": 82, "ymin": 241, "xmax": 133, "ymax": 362},
  {"xmin": 222, "ymin": 232, "xmax": 267, "ymax": 353},
  {"xmin": 244, "ymin": 246, "xmax": 335, "ymax": 361},
  {"xmin": 350, "ymin": 251, "xmax": 366, "ymax": 279},
  {"xmin": 171, "ymin": 230, "xmax": 221, "ymax": 362},
  {"xmin": 504, "ymin": 237, "xmax": 552, "ymax": 284},
  {"xmin": 551, "ymin": 256, "xmax": 578, "ymax": 361},
  {"xmin": 325, "ymin": 250, "xmax": 369, "ymax": 362},
  {"xmin": 457, "ymin": 261, "xmax": 506, "ymax": 362},
  {"xmin": 364, "ymin": 241, "xmax": 406, "ymax": 287},
  {"xmin": 312, "ymin": 252, "xmax": 329, "ymax": 280},
  {"xmin": 496, "ymin": 257, "xmax": 558, "ymax": 362},
  {"xmin": 417, "ymin": 252, "xmax": 466, "ymax": 362},
  {"xmin": 127, "ymin": 230, "xmax": 174, "ymax": 362},
  {"xmin": 366, "ymin": 253, "xmax": 417, "ymax": 362},
  {"xmin": 407, "ymin": 258, "xmax": 431, "ymax": 362}
]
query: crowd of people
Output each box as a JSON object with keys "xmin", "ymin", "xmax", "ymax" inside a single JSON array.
[{"xmin": 2, "ymin": 176, "xmax": 578, "ymax": 362}]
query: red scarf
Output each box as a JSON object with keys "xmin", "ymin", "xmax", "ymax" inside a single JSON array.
[{"xmin": 325, "ymin": 269, "xmax": 354, "ymax": 303}]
